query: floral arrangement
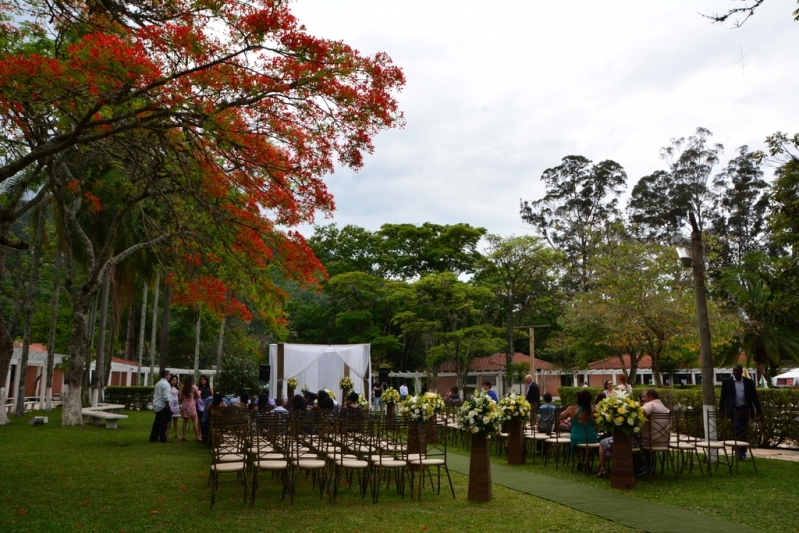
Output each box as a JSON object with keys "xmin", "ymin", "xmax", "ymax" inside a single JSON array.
[
  {"xmin": 457, "ymin": 392, "xmax": 502, "ymax": 434},
  {"xmin": 339, "ymin": 376, "xmax": 354, "ymax": 391},
  {"xmin": 286, "ymin": 377, "xmax": 298, "ymax": 389},
  {"xmin": 301, "ymin": 384, "xmax": 309, "ymax": 393},
  {"xmin": 357, "ymin": 393, "xmax": 369, "ymax": 411},
  {"xmin": 398, "ymin": 392, "xmax": 444, "ymax": 422},
  {"xmin": 497, "ymin": 392, "xmax": 531, "ymax": 424},
  {"xmin": 596, "ymin": 390, "xmax": 646, "ymax": 435},
  {"xmin": 324, "ymin": 388, "xmax": 336, "ymax": 401},
  {"xmin": 382, "ymin": 387, "xmax": 400, "ymax": 405}
]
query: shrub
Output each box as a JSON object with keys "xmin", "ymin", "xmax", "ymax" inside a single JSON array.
[{"xmin": 104, "ymin": 387, "xmax": 154, "ymax": 410}]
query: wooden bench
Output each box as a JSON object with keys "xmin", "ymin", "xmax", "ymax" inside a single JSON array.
[{"xmin": 81, "ymin": 404, "xmax": 128, "ymax": 429}]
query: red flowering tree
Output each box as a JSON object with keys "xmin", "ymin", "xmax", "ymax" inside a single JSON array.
[{"xmin": 0, "ymin": 0, "xmax": 404, "ymax": 425}]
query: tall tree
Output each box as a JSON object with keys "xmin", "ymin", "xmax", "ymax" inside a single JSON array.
[
  {"xmin": 628, "ymin": 127, "xmax": 723, "ymax": 242},
  {"xmin": 478, "ymin": 234, "xmax": 562, "ymax": 387},
  {"xmin": 377, "ymin": 223, "xmax": 487, "ymax": 280},
  {"xmin": 763, "ymin": 132, "xmax": 799, "ymax": 255},
  {"xmin": 520, "ymin": 155, "xmax": 627, "ymax": 293},
  {"xmin": 710, "ymin": 146, "xmax": 770, "ymax": 266},
  {"xmin": 0, "ymin": 0, "xmax": 404, "ymax": 425}
]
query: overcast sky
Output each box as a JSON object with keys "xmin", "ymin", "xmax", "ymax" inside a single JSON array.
[{"xmin": 290, "ymin": 0, "xmax": 799, "ymax": 240}]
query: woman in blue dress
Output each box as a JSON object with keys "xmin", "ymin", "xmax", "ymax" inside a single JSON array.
[{"xmin": 560, "ymin": 389, "xmax": 598, "ymax": 469}]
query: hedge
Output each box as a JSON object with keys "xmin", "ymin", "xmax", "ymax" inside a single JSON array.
[
  {"xmin": 104, "ymin": 386, "xmax": 154, "ymax": 411},
  {"xmin": 557, "ymin": 386, "xmax": 799, "ymax": 448}
]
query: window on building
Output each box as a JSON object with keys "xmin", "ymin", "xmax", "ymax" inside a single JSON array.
[{"xmin": 560, "ymin": 374, "xmax": 574, "ymax": 387}]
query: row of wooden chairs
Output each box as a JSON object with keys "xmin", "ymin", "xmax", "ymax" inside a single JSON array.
[{"xmin": 207, "ymin": 409, "xmax": 456, "ymax": 508}]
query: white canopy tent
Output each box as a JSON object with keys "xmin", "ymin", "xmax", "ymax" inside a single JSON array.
[
  {"xmin": 772, "ymin": 368, "xmax": 799, "ymax": 388},
  {"xmin": 268, "ymin": 343, "xmax": 371, "ymax": 402}
]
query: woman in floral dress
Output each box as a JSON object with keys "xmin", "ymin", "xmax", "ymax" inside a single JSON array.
[{"xmin": 179, "ymin": 375, "xmax": 202, "ymax": 442}]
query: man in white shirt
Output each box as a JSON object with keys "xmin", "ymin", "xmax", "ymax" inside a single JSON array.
[
  {"xmin": 150, "ymin": 369, "xmax": 172, "ymax": 442},
  {"xmin": 399, "ymin": 382, "xmax": 409, "ymax": 400},
  {"xmin": 273, "ymin": 397, "xmax": 289, "ymax": 414}
]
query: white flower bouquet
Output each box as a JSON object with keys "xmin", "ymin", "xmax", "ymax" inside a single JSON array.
[
  {"xmin": 596, "ymin": 390, "xmax": 646, "ymax": 435},
  {"xmin": 497, "ymin": 392, "xmax": 531, "ymax": 424},
  {"xmin": 286, "ymin": 377, "xmax": 298, "ymax": 389},
  {"xmin": 457, "ymin": 392, "xmax": 502, "ymax": 434},
  {"xmin": 301, "ymin": 384, "xmax": 309, "ymax": 393},
  {"xmin": 399, "ymin": 392, "xmax": 444, "ymax": 422}
]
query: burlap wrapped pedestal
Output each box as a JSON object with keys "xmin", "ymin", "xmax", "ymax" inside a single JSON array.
[{"xmin": 468, "ymin": 433, "xmax": 492, "ymax": 501}]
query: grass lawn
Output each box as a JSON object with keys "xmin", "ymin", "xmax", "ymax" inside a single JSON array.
[
  {"xmin": 460, "ymin": 436, "xmax": 799, "ymax": 533},
  {"xmin": 0, "ymin": 409, "xmax": 632, "ymax": 533},
  {"xmin": 2, "ymin": 410, "xmax": 797, "ymax": 533}
]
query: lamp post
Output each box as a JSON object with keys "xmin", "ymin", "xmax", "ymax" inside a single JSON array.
[{"xmin": 671, "ymin": 212, "xmax": 716, "ymax": 452}]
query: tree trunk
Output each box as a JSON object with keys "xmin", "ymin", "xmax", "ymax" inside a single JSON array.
[
  {"xmin": 136, "ymin": 280, "xmax": 148, "ymax": 385},
  {"xmin": 193, "ymin": 311, "xmax": 201, "ymax": 379},
  {"xmin": 215, "ymin": 317, "xmax": 226, "ymax": 379},
  {"xmin": 159, "ymin": 281, "xmax": 172, "ymax": 374},
  {"xmin": 62, "ymin": 300, "xmax": 92, "ymax": 426},
  {"xmin": 148, "ymin": 272, "xmax": 160, "ymax": 384},
  {"xmin": 45, "ymin": 246, "xmax": 62, "ymax": 412},
  {"xmin": 0, "ymin": 246, "xmax": 12, "ymax": 426},
  {"xmin": 103, "ymin": 296, "xmax": 120, "ymax": 397},
  {"xmin": 92, "ymin": 272, "xmax": 111, "ymax": 407},
  {"xmin": 124, "ymin": 301, "xmax": 135, "ymax": 362},
  {"xmin": 15, "ymin": 205, "xmax": 46, "ymax": 417}
]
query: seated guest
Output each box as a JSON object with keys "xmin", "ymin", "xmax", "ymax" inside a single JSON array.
[
  {"xmin": 236, "ymin": 391, "xmax": 250, "ymax": 409},
  {"xmin": 257, "ymin": 393, "xmax": 273, "ymax": 413},
  {"xmin": 537, "ymin": 393, "xmax": 556, "ymax": 435},
  {"xmin": 595, "ymin": 380, "xmax": 614, "ymax": 404},
  {"xmin": 344, "ymin": 391, "xmax": 361, "ymax": 410},
  {"xmin": 229, "ymin": 389, "xmax": 245, "ymax": 406},
  {"xmin": 316, "ymin": 389, "xmax": 335, "ymax": 410},
  {"xmin": 639, "ymin": 388, "xmax": 669, "ymax": 474},
  {"xmin": 560, "ymin": 389, "xmax": 598, "ymax": 470},
  {"xmin": 273, "ymin": 397, "xmax": 289, "ymax": 414},
  {"xmin": 292, "ymin": 394, "xmax": 308, "ymax": 412}
]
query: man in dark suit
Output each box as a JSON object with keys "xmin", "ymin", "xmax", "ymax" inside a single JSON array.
[
  {"xmin": 524, "ymin": 374, "xmax": 540, "ymax": 408},
  {"xmin": 719, "ymin": 364, "xmax": 763, "ymax": 461}
]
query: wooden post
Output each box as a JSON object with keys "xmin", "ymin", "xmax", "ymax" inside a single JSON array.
[
  {"xmin": 468, "ymin": 433, "xmax": 492, "ymax": 501},
  {"xmin": 506, "ymin": 420, "xmax": 525, "ymax": 465},
  {"xmin": 610, "ymin": 429, "xmax": 635, "ymax": 490}
]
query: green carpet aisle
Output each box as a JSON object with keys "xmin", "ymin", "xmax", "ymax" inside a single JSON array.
[{"xmin": 445, "ymin": 454, "xmax": 761, "ymax": 533}]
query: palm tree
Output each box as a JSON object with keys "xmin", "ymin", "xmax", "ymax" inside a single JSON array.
[{"xmin": 717, "ymin": 276, "xmax": 799, "ymax": 378}]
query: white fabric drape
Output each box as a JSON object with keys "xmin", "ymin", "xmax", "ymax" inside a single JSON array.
[{"xmin": 269, "ymin": 344, "xmax": 371, "ymax": 401}]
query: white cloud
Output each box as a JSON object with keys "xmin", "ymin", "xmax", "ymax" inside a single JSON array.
[{"xmin": 292, "ymin": 0, "xmax": 799, "ymax": 238}]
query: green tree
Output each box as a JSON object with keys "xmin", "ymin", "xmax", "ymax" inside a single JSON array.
[
  {"xmin": 710, "ymin": 146, "xmax": 770, "ymax": 266},
  {"xmin": 716, "ymin": 254, "xmax": 799, "ymax": 377},
  {"xmin": 478, "ymin": 234, "xmax": 562, "ymax": 387},
  {"xmin": 520, "ymin": 155, "xmax": 627, "ymax": 293},
  {"xmin": 377, "ymin": 223, "xmax": 487, "ymax": 280},
  {"xmin": 628, "ymin": 127, "xmax": 723, "ymax": 242},
  {"xmin": 559, "ymin": 240, "xmax": 736, "ymax": 385}
]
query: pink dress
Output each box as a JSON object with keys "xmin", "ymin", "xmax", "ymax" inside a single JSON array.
[{"xmin": 181, "ymin": 386, "xmax": 198, "ymax": 419}]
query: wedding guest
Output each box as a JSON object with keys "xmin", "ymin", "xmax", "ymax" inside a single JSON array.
[
  {"xmin": 273, "ymin": 397, "xmax": 289, "ymax": 414},
  {"xmin": 168, "ymin": 375, "xmax": 181, "ymax": 440},
  {"xmin": 179, "ymin": 375, "xmax": 202, "ymax": 442},
  {"xmin": 482, "ymin": 381, "xmax": 498, "ymax": 402},
  {"xmin": 292, "ymin": 394, "xmax": 308, "ymax": 412},
  {"xmin": 616, "ymin": 374, "xmax": 633, "ymax": 394},
  {"xmin": 560, "ymin": 389, "xmax": 598, "ymax": 470}
]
